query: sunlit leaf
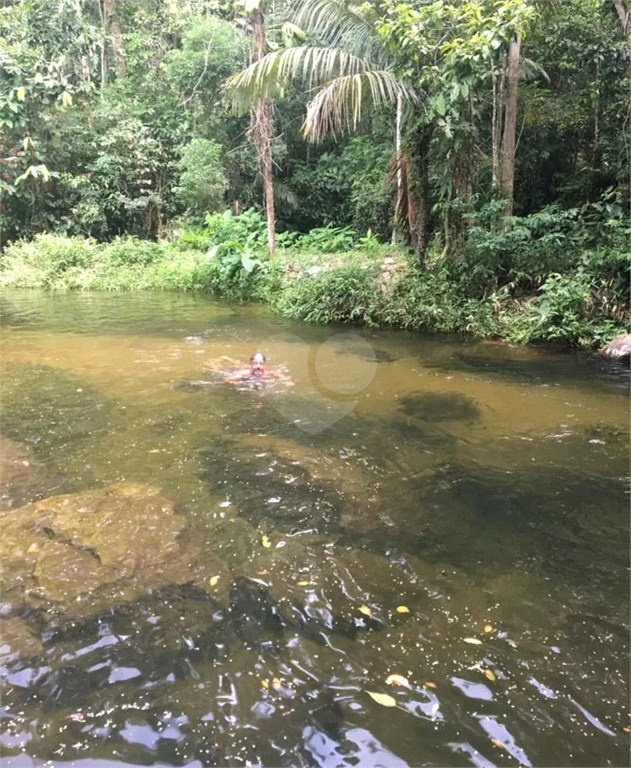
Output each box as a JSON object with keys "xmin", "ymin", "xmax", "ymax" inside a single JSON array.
[
  {"xmin": 507, "ymin": 639, "xmax": 518, "ymax": 648},
  {"xmin": 272, "ymin": 677, "xmax": 282, "ymax": 689},
  {"xmin": 296, "ymin": 580, "xmax": 310, "ymax": 586},
  {"xmin": 60, "ymin": 91, "xmax": 72, "ymax": 108},
  {"xmin": 386, "ymin": 674, "xmax": 410, "ymax": 688},
  {"xmin": 27, "ymin": 543, "xmax": 38, "ymax": 553},
  {"xmin": 358, "ymin": 605, "xmax": 372, "ymax": 616},
  {"xmin": 425, "ymin": 682, "xmax": 437, "ymax": 689},
  {"xmin": 16, "ymin": 87, "xmax": 25, "ymax": 102},
  {"xmin": 366, "ymin": 691, "xmax": 397, "ymax": 707},
  {"xmin": 463, "ymin": 637, "xmax": 483, "ymax": 645},
  {"xmin": 261, "ymin": 535, "xmax": 272, "ymax": 548},
  {"xmin": 209, "ymin": 575, "xmax": 220, "ymax": 587},
  {"xmin": 261, "ymin": 679, "xmax": 269, "ymax": 689},
  {"xmin": 622, "ymin": 726, "xmax": 630, "ymax": 733},
  {"xmin": 484, "ymin": 669, "xmax": 496, "ymax": 682},
  {"xmin": 396, "ymin": 605, "xmax": 410, "ymax": 614}
]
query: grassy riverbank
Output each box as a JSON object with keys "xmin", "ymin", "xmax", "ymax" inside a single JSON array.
[{"xmin": 1, "ymin": 211, "xmax": 628, "ymax": 350}]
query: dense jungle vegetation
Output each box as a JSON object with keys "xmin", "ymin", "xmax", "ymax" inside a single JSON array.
[{"xmin": 1, "ymin": 0, "xmax": 629, "ymax": 348}]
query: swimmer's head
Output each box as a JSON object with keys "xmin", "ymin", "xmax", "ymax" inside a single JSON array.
[{"xmin": 250, "ymin": 352, "xmax": 267, "ymax": 375}]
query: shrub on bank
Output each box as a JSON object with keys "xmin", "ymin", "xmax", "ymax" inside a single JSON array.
[{"xmin": 1, "ymin": 232, "xmax": 627, "ymax": 349}]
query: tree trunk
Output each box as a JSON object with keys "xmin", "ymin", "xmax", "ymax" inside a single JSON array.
[
  {"xmin": 613, "ymin": 0, "xmax": 631, "ymax": 52},
  {"xmin": 499, "ymin": 36, "xmax": 521, "ymax": 216},
  {"xmin": 392, "ymin": 92, "xmax": 404, "ymax": 244},
  {"xmin": 102, "ymin": 0, "xmax": 126, "ymax": 80},
  {"xmin": 409, "ymin": 123, "xmax": 434, "ymax": 261},
  {"xmin": 251, "ymin": 7, "xmax": 276, "ymax": 258}
]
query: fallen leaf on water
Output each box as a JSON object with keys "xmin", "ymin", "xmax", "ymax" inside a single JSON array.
[
  {"xmin": 209, "ymin": 576, "xmax": 220, "ymax": 587},
  {"xmin": 296, "ymin": 580, "xmax": 310, "ymax": 586},
  {"xmin": 622, "ymin": 726, "xmax": 630, "ymax": 733},
  {"xmin": 507, "ymin": 639, "xmax": 518, "ymax": 649},
  {"xmin": 396, "ymin": 605, "xmax": 410, "ymax": 614},
  {"xmin": 256, "ymin": 570, "xmax": 269, "ymax": 576},
  {"xmin": 261, "ymin": 535, "xmax": 272, "ymax": 548},
  {"xmin": 484, "ymin": 669, "xmax": 496, "ymax": 682},
  {"xmin": 271, "ymin": 677, "xmax": 282, "ymax": 689},
  {"xmin": 484, "ymin": 624, "xmax": 493, "ymax": 633},
  {"xmin": 491, "ymin": 738, "xmax": 506, "ymax": 750},
  {"xmin": 425, "ymin": 682, "xmax": 437, "ymax": 689},
  {"xmin": 358, "ymin": 605, "xmax": 372, "ymax": 616},
  {"xmin": 463, "ymin": 637, "xmax": 483, "ymax": 645},
  {"xmin": 261, "ymin": 679, "xmax": 269, "ymax": 689},
  {"xmin": 386, "ymin": 674, "xmax": 410, "ymax": 688},
  {"xmin": 366, "ymin": 691, "xmax": 397, "ymax": 707}
]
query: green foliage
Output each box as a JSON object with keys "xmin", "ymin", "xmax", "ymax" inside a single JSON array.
[
  {"xmin": 175, "ymin": 138, "xmax": 227, "ymax": 214},
  {"xmin": 294, "ymin": 225, "xmax": 356, "ymax": 253},
  {"xmin": 275, "ymin": 265, "xmax": 380, "ymax": 325}
]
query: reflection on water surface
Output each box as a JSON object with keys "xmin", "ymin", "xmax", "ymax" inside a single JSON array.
[{"xmin": 0, "ymin": 290, "xmax": 629, "ymax": 768}]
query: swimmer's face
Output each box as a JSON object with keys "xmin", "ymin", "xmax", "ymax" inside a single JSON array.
[{"xmin": 250, "ymin": 354, "xmax": 266, "ymax": 375}]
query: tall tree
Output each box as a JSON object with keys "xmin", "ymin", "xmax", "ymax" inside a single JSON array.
[
  {"xmin": 499, "ymin": 35, "xmax": 521, "ymax": 216},
  {"xmin": 242, "ymin": 0, "xmax": 276, "ymax": 256},
  {"xmin": 612, "ymin": 0, "xmax": 631, "ymax": 51}
]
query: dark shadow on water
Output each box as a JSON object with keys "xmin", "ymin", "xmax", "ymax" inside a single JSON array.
[{"xmin": 397, "ymin": 392, "xmax": 481, "ymax": 423}]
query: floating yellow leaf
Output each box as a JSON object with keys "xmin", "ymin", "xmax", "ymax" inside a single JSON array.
[
  {"xmin": 484, "ymin": 669, "xmax": 496, "ymax": 682},
  {"xmin": 366, "ymin": 691, "xmax": 397, "ymax": 707},
  {"xmin": 261, "ymin": 679, "xmax": 269, "ymax": 689},
  {"xmin": 209, "ymin": 575, "xmax": 220, "ymax": 587},
  {"xmin": 271, "ymin": 677, "xmax": 282, "ymax": 689},
  {"xmin": 425, "ymin": 682, "xmax": 437, "ymax": 689},
  {"xmin": 261, "ymin": 535, "xmax": 271, "ymax": 548},
  {"xmin": 396, "ymin": 605, "xmax": 410, "ymax": 614},
  {"xmin": 463, "ymin": 637, "xmax": 483, "ymax": 645},
  {"xmin": 16, "ymin": 87, "xmax": 25, "ymax": 102},
  {"xmin": 507, "ymin": 639, "xmax": 518, "ymax": 648},
  {"xmin": 484, "ymin": 624, "xmax": 493, "ymax": 633},
  {"xmin": 491, "ymin": 738, "xmax": 506, "ymax": 750},
  {"xmin": 358, "ymin": 605, "xmax": 372, "ymax": 616},
  {"xmin": 622, "ymin": 726, "xmax": 630, "ymax": 733},
  {"xmin": 296, "ymin": 580, "xmax": 310, "ymax": 586},
  {"xmin": 385, "ymin": 674, "xmax": 410, "ymax": 688}
]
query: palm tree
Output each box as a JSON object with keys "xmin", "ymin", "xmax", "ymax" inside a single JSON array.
[
  {"xmin": 238, "ymin": 0, "xmax": 277, "ymax": 257},
  {"xmin": 227, "ymin": 0, "xmax": 431, "ymax": 255}
]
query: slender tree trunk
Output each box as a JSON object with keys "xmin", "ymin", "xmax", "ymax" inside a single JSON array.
[
  {"xmin": 251, "ymin": 7, "xmax": 276, "ymax": 257},
  {"xmin": 613, "ymin": 0, "xmax": 631, "ymax": 52},
  {"xmin": 499, "ymin": 36, "xmax": 521, "ymax": 216},
  {"xmin": 410, "ymin": 123, "xmax": 434, "ymax": 261},
  {"xmin": 392, "ymin": 92, "xmax": 404, "ymax": 244},
  {"xmin": 491, "ymin": 54, "xmax": 505, "ymax": 190},
  {"xmin": 104, "ymin": 0, "xmax": 126, "ymax": 78}
]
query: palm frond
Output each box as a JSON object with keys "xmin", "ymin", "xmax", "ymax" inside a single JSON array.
[
  {"xmin": 520, "ymin": 56, "xmax": 549, "ymax": 82},
  {"xmin": 304, "ymin": 70, "xmax": 415, "ymax": 142},
  {"xmin": 227, "ymin": 46, "xmax": 377, "ymax": 114},
  {"xmin": 294, "ymin": 0, "xmax": 389, "ymax": 66}
]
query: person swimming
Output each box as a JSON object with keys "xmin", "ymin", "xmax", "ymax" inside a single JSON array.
[{"xmin": 204, "ymin": 353, "xmax": 294, "ymax": 387}]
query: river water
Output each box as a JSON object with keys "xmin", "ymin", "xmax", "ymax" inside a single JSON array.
[{"xmin": 0, "ymin": 290, "xmax": 629, "ymax": 768}]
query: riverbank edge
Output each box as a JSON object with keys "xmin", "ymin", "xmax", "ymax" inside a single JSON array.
[{"xmin": 0, "ymin": 233, "xmax": 628, "ymax": 352}]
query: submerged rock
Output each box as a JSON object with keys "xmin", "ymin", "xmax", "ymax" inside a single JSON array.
[
  {"xmin": 0, "ymin": 482, "xmax": 228, "ymax": 632},
  {"xmin": 601, "ymin": 333, "xmax": 631, "ymax": 361},
  {"xmin": 397, "ymin": 392, "xmax": 481, "ymax": 423}
]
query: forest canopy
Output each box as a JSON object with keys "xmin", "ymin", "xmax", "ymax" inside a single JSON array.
[{"xmin": 0, "ymin": 0, "xmax": 629, "ymax": 348}]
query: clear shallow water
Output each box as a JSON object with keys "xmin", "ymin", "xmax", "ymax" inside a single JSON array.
[{"xmin": 0, "ymin": 289, "xmax": 629, "ymax": 768}]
